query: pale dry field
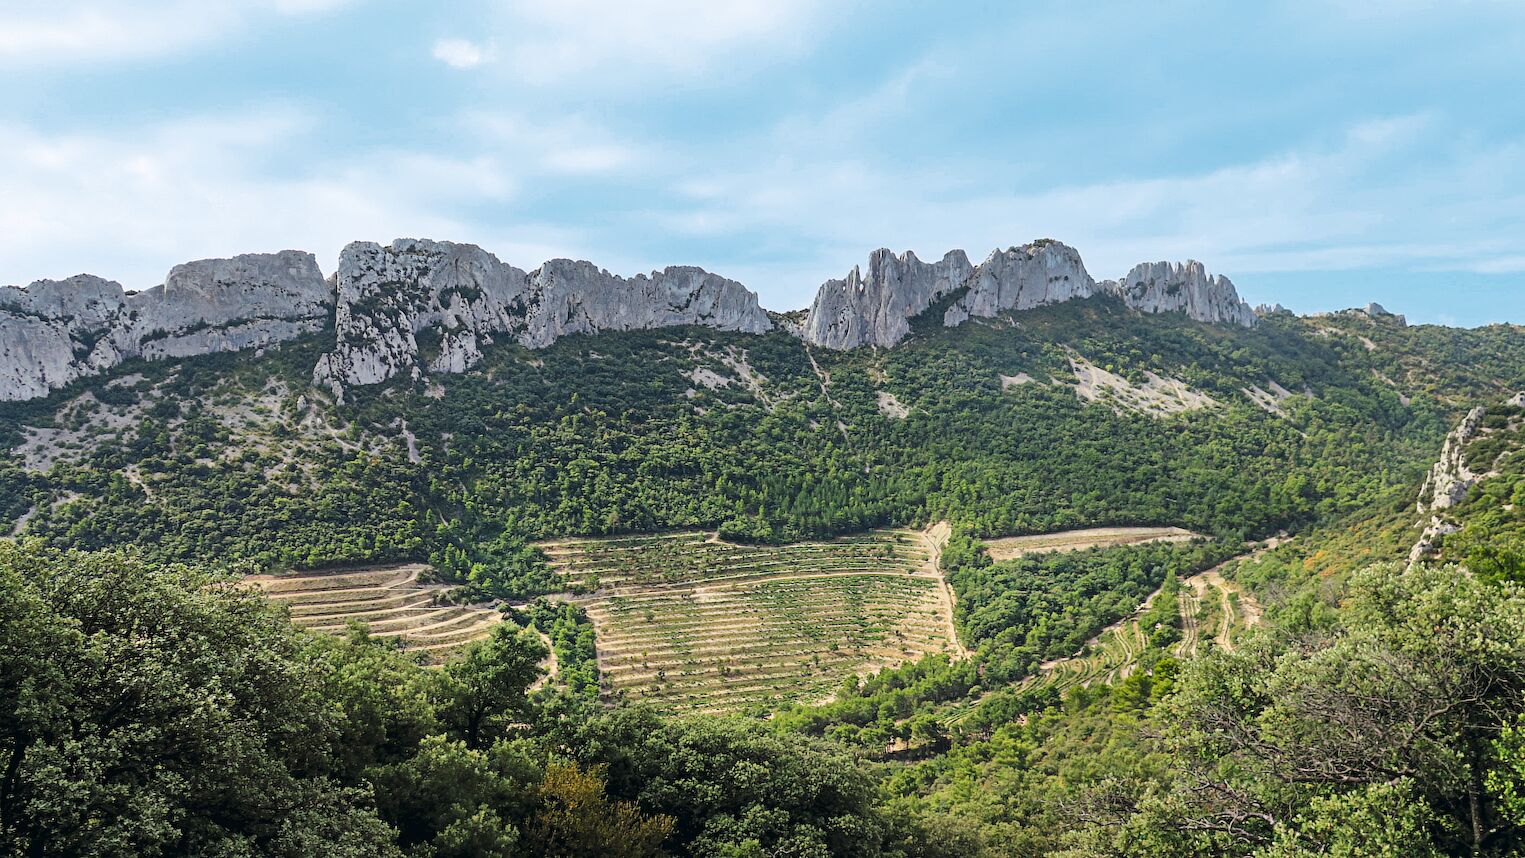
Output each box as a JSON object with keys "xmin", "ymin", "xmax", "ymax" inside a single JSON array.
[{"xmin": 983, "ymin": 526, "xmax": 1200, "ymax": 561}]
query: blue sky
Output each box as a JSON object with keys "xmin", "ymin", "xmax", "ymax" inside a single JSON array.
[{"xmin": 2, "ymin": 1, "xmax": 1523, "ymax": 325}]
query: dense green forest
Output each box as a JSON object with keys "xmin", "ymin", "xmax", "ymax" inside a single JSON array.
[{"xmin": 5, "ymin": 298, "xmax": 1525, "ymax": 855}]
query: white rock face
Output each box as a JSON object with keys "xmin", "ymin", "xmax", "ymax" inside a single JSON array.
[
  {"xmin": 1, "ymin": 252, "xmax": 328, "ymax": 401},
  {"xmin": 801, "ymin": 241, "xmax": 1257, "ymax": 350},
  {"xmin": 521, "ymin": 260, "xmax": 772, "ymax": 349},
  {"xmin": 943, "ymin": 241, "xmax": 1096, "ymax": 326},
  {"xmin": 312, "ymin": 239, "xmax": 773, "ymax": 396},
  {"xmin": 311, "ymin": 239, "xmax": 532, "ymax": 394},
  {"xmin": 1097, "ymin": 261, "xmax": 1259, "ymax": 327},
  {"xmin": 802, "ymin": 249, "xmax": 972, "ymax": 350},
  {"xmin": 3, "ymin": 235, "xmax": 1266, "ymax": 399},
  {"xmin": 1409, "ymin": 405, "xmax": 1491, "ymax": 565},
  {"xmin": 1417, "ymin": 406, "xmax": 1487, "ymax": 513}
]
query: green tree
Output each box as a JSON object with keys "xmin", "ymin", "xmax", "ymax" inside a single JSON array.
[
  {"xmin": 0, "ymin": 542, "xmax": 402, "ymax": 858},
  {"xmin": 436, "ymin": 624, "xmax": 549, "ymax": 750}
]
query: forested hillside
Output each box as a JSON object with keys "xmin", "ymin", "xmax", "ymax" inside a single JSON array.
[
  {"xmin": 5, "ymin": 295, "xmax": 1525, "ymax": 856},
  {"xmin": 5, "ymin": 298, "xmax": 1516, "ymax": 591}
]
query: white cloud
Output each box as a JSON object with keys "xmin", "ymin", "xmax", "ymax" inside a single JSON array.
[
  {"xmin": 0, "ymin": 0, "xmax": 357, "ymax": 66},
  {"xmin": 432, "ymin": 38, "xmax": 489, "ymax": 69},
  {"xmin": 0, "ymin": 109, "xmax": 521, "ymax": 289},
  {"xmin": 651, "ymin": 113, "xmax": 1525, "ymax": 309},
  {"xmin": 487, "ymin": 0, "xmax": 826, "ymax": 84}
]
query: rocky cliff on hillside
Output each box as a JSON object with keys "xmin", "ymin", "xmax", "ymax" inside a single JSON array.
[
  {"xmin": 942, "ymin": 242, "xmax": 1098, "ymax": 328},
  {"xmin": 1409, "ymin": 405, "xmax": 1488, "ymax": 564},
  {"xmin": 518, "ymin": 259, "xmax": 772, "ymax": 349},
  {"xmin": 1, "ymin": 252, "xmax": 329, "ymax": 401},
  {"xmin": 3, "ymin": 235, "xmax": 1263, "ymax": 400},
  {"xmin": 311, "ymin": 239, "xmax": 772, "ymax": 396},
  {"xmin": 1417, "ymin": 406, "xmax": 1487, "ymax": 514},
  {"xmin": 801, "ymin": 249, "xmax": 973, "ymax": 350},
  {"xmin": 310, "ymin": 240, "xmax": 533, "ymax": 393},
  {"xmin": 801, "ymin": 240, "xmax": 1257, "ymax": 350},
  {"xmin": 1099, "ymin": 261, "xmax": 1259, "ymax": 327}
]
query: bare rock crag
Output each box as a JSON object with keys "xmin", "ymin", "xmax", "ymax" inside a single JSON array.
[
  {"xmin": 310, "ymin": 239, "xmax": 773, "ymax": 396},
  {"xmin": 801, "ymin": 239, "xmax": 1257, "ymax": 350},
  {"xmin": 1, "ymin": 251, "xmax": 329, "ymax": 400},
  {"xmin": 4, "ymin": 235, "xmax": 1262, "ymax": 400}
]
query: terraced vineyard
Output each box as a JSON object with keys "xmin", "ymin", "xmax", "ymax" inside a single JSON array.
[
  {"xmin": 538, "ymin": 525, "xmax": 960, "ymax": 714},
  {"xmin": 245, "ymin": 564, "xmax": 503, "ymax": 662}
]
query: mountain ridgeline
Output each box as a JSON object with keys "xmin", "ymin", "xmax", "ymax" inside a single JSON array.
[{"xmin": 1, "ymin": 237, "xmax": 1255, "ymax": 401}]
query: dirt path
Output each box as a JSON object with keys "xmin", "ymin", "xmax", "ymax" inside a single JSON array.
[
  {"xmin": 574, "ymin": 566, "xmax": 946, "ymax": 606},
  {"xmin": 529, "ymin": 629, "xmax": 557, "ymax": 692},
  {"xmin": 1175, "ymin": 581, "xmax": 1201, "ymax": 658},
  {"xmin": 1208, "ymin": 572, "xmax": 1238, "ymax": 652},
  {"xmin": 802, "ymin": 345, "xmax": 850, "ymax": 442},
  {"xmin": 920, "ymin": 521, "xmax": 970, "ymax": 659}
]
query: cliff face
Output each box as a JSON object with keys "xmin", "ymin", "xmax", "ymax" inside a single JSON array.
[
  {"xmin": 801, "ymin": 241, "xmax": 1258, "ymax": 350},
  {"xmin": 519, "ymin": 260, "xmax": 772, "ymax": 349},
  {"xmin": 1099, "ymin": 261, "xmax": 1259, "ymax": 328},
  {"xmin": 2, "ymin": 235, "xmax": 1264, "ymax": 399},
  {"xmin": 802, "ymin": 249, "xmax": 973, "ymax": 350},
  {"xmin": 1409, "ymin": 405, "xmax": 1493, "ymax": 565},
  {"xmin": 311, "ymin": 239, "xmax": 533, "ymax": 394},
  {"xmin": 311, "ymin": 240, "xmax": 773, "ymax": 396},
  {"xmin": 1, "ymin": 252, "xmax": 329, "ymax": 401},
  {"xmin": 942, "ymin": 241, "xmax": 1097, "ymax": 328}
]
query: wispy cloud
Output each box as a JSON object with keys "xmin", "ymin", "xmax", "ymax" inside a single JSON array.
[
  {"xmin": 0, "ymin": 109, "xmax": 516, "ymax": 288},
  {"xmin": 485, "ymin": 0, "xmax": 827, "ymax": 84},
  {"xmin": 0, "ymin": 0, "xmax": 358, "ymax": 66},
  {"xmin": 463, "ymin": 111, "xmax": 643, "ymax": 176},
  {"xmin": 652, "ymin": 111, "xmax": 1525, "ymax": 308}
]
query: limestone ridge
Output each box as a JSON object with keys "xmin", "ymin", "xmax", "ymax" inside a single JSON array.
[
  {"xmin": 801, "ymin": 240, "xmax": 1258, "ymax": 350},
  {"xmin": 1, "ymin": 251, "xmax": 329, "ymax": 401},
  {"xmin": 2, "ymin": 236, "xmax": 1256, "ymax": 400},
  {"xmin": 310, "ymin": 240, "xmax": 534, "ymax": 395},
  {"xmin": 310, "ymin": 239, "xmax": 773, "ymax": 396}
]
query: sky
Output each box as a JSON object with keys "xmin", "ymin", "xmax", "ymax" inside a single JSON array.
[{"xmin": 2, "ymin": 1, "xmax": 1523, "ymax": 326}]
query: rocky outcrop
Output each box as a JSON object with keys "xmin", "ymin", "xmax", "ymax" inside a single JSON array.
[
  {"xmin": 801, "ymin": 240, "xmax": 1257, "ymax": 350},
  {"xmin": 943, "ymin": 242, "xmax": 1096, "ymax": 328},
  {"xmin": 312, "ymin": 239, "xmax": 772, "ymax": 396},
  {"xmin": 1098, "ymin": 261, "xmax": 1259, "ymax": 327},
  {"xmin": 1417, "ymin": 406, "xmax": 1486, "ymax": 514},
  {"xmin": 1356, "ymin": 302, "xmax": 1407, "ymax": 326},
  {"xmin": 520, "ymin": 260, "xmax": 772, "ymax": 349},
  {"xmin": 1, "ymin": 252, "xmax": 329, "ymax": 401},
  {"xmin": 311, "ymin": 240, "xmax": 532, "ymax": 393},
  {"xmin": 1409, "ymin": 405, "xmax": 1488, "ymax": 565},
  {"xmin": 802, "ymin": 249, "xmax": 972, "ymax": 350},
  {"xmin": 4, "ymin": 235, "xmax": 1267, "ymax": 399}
]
